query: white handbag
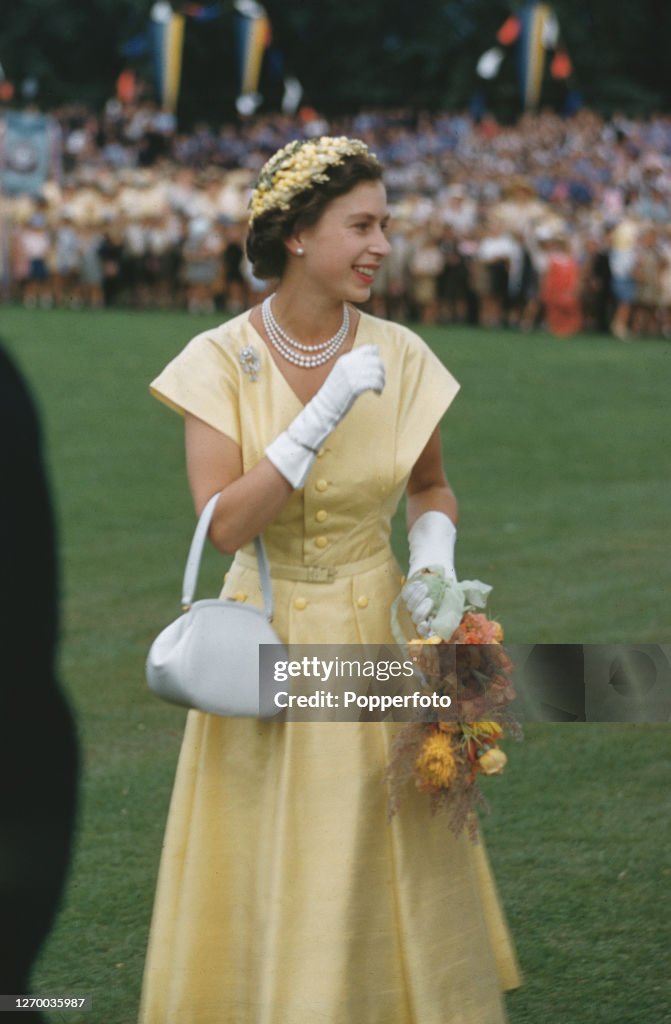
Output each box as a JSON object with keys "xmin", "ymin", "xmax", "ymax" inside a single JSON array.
[{"xmin": 146, "ymin": 492, "xmax": 283, "ymax": 717}]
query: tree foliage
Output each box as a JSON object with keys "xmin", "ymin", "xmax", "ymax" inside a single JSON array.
[{"xmin": 0, "ymin": 1, "xmax": 670, "ymax": 123}]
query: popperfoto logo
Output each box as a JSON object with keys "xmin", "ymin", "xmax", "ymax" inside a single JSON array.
[{"xmin": 260, "ymin": 645, "xmax": 454, "ymax": 721}]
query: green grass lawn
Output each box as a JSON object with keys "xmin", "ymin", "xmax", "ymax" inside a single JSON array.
[{"xmin": 2, "ymin": 308, "xmax": 669, "ymax": 1023}]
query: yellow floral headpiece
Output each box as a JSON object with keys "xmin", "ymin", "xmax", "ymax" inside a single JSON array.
[{"xmin": 248, "ymin": 135, "xmax": 377, "ymax": 224}]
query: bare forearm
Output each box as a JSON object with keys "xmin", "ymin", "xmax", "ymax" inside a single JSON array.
[
  {"xmin": 406, "ymin": 482, "xmax": 458, "ymax": 532},
  {"xmin": 185, "ymin": 412, "xmax": 294, "ymax": 554},
  {"xmin": 203, "ymin": 459, "xmax": 293, "ymax": 555}
]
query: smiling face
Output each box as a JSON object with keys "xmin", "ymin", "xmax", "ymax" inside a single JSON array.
[{"xmin": 288, "ymin": 180, "xmax": 391, "ymax": 303}]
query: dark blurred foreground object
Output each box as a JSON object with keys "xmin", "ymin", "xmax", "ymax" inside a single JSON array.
[{"xmin": 0, "ymin": 346, "xmax": 78, "ymax": 1022}]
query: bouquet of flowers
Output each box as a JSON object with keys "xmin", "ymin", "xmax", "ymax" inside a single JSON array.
[{"xmin": 388, "ymin": 581, "xmax": 521, "ymax": 840}]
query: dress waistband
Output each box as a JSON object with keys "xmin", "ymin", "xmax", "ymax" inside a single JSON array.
[{"xmin": 235, "ymin": 546, "xmax": 393, "ymax": 583}]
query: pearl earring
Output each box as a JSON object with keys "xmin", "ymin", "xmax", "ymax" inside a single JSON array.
[{"xmin": 296, "ymin": 247, "xmax": 304, "ymax": 255}]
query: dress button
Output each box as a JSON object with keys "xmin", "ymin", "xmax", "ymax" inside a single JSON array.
[
  {"xmin": 233, "ymin": 591, "xmax": 247, "ymax": 602},
  {"xmin": 357, "ymin": 595, "xmax": 369, "ymax": 609},
  {"xmin": 315, "ymin": 478, "xmax": 328, "ymax": 492},
  {"xmin": 315, "ymin": 509, "xmax": 328, "ymax": 523},
  {"xmin": 294, "ymin": 597, "xmax": 308, "ymax": 610},
  {"xmin": 315, "ymin": 535, "xmax": 329, "ymax": 549}
]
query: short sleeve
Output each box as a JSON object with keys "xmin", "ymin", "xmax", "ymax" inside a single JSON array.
[
  {"xmin": 149, "ymin": 325, "xmax": 241, "ymax": 446},
  {"xmin": 392, "ymin": 324, "xmax": 460, "ymax": 481}
]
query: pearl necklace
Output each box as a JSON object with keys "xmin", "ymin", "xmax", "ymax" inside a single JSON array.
[{"xmin": 261, "ymin": 294, "xmax": 349, "ymax": 368}]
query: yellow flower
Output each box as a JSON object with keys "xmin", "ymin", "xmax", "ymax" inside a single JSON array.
[
  {"xmin": 415, "ymin": 731, "xmax": 458, "ymax": 789},
  {"xmin": 477, "ymin": 747, "xmax": 507, "ymax": 775},
  {"xmin": 470, "ymin": 721, "xmax": 503, "ymax": 740}
]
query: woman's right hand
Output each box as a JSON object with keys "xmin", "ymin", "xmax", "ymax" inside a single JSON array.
[
  {"xmin": 265, "ymin": 345, "xmax": 385, "ymax": 488},
  {"xmin": 314, "ymin": 344, "xmax": 386, "ymax": 429}
]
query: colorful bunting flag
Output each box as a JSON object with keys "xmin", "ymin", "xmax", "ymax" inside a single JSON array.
[
  {"xmin": 116, "ymin": 69, "xmax": 138, "ymax": 104},
  {"xmin": 475, "ymin": 3, "xmax": 573, "ymax": 110},
  {"xmin": 541, "ymin": 11, "xmax": 560, "ymax": 49},
  {"xmin": 234, "ymin": 0, "xmax": 271, "ymax": 101},
  {"xmin": 497, "ymin": 16, "xmax": 521, "ymax": 46},
  {"xmin": 517, "ymin": 2, "xmax": 553, "ymax": 110},
  {"xmin": 476, "ymin": 47, "xmax": 505, "ymax": 80},
  {"xmin": 550, "ymin": 50, "xmax": 572, "ymax": 80},
  {"xmin": 150, "ymin": 3, "xmax": 185, "ymax": 113}
]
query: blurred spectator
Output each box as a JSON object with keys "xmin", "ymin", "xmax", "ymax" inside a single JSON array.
[
  {"xmin": 437, "ymin": 225, "xmax": 469, "ymax": 324},
  {"xmin": 540, "ymin": 232, "xmax": 583, "ymax": 338},
  {"xmin": 181, "ymin": 216, "xmax": 222, "ymax": 314},
  {"xmin": 477, "ymin": 219, "xmax": 519, "ymax": 327},
  {"xmin": 609, "ymin": 219, "xmax": 639, "ymax": 340},
  {"xmin": 220, "ymin": 223, "xmax": 247, "ymax": 313},
  {"xmin": 439, "ymin": 183, "xmax": 478, "ymax": 234},
  {"xmin": 144, "ymin": 212, "xmax": 182, "ymax": 309},
  {"xmin": 493, "ymin": 178, "xmax": 548, "ymax": 234},
  {"xmin": 77, "ymin": 224, "xmax": 104, "ymax": 309},
  {"xmin": 507, "ymin": 230, "xmax": 539, "ymax": 331},
  {"xmin": 370, "ymin": 218, "xmax": 411, "ymax": 322},
  {"xmin": 99, "ymin": 224, "xmax": 125, "ymax": 307},
  {"xmin": 2, "ymin": 102, "xmax": 671, "ymax": 336},
  {"xmin": 52, "ymin": 214, "xmax": 81, "ymax": 308},
  {"xmin": 631, "ymin": 226, "xmax": 661, "ymax": 336},
  {"xmin": 408, "ymin": 226, "xmax": 444, "ymax": 324},
  {"xmin": 16, "ymin": 210, "xmax": 52, "ymax": 308},
  {"xmin": 657, "ymin": 239, "xmax": 671, "ymax": 338},
  {"xmin": 581, "ymin": 234, "xmax": 613, "ymax": 334}
]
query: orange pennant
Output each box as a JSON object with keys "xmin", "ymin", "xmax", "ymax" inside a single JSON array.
[
  {"xmin": 550, "ymin": 50, "xmax": 572, "ymax": 80},
  {"xmin": 497, "ymin": 16, "xmax": 521, "ymax": 46}
]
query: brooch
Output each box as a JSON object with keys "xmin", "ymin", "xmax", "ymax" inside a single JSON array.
[{"xmin": 239, "ymin": 345, "xmax": 261, "ymax": 382}]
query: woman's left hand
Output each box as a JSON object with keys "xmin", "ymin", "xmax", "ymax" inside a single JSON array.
[
  {"xmin": 402, "ymin": 510, "xmax": 457, "ymax": 636},
  {"xmin": 402, "ymin": 571, "xmax": 492, "ymax": 640}
]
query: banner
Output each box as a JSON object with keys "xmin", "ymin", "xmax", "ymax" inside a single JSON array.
[
  {"xmin": 517, "ymin": 2, "xmax": 553, "ymax": 110},
  {"xmin": 477, "ymin": 3, "xmax": 572, "ymax": 110},
  {"xmin": 234, "ymin": 1, "xmax": 271, "ymax": 101},
  {"xmin": 0, "ymin": 111, "xmax": 61, "ymax": 196},
  {"xmin": 150, "ymin": 3, "xmax": 185, "ymax": 113}
]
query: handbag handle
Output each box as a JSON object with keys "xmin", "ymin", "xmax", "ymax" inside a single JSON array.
[{"xmin": 180, "ymin": 491, "xmax": 274, "ymax": 622}]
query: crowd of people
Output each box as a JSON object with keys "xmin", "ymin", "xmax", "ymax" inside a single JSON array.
[{"xmin": 3, "ymin": 98, "xmax": 671, "ymax": 339}]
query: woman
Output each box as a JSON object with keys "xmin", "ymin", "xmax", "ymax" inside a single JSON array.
[
  {"xmin": 540, "ymin": 232, "xmax": 582, "ymax": 338},
  {"xmin": 140, "ymin": 136, "xmax": 520, "ymax": 1023}
]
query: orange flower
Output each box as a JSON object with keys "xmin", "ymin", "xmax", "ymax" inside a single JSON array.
[{"xmin": 451, "ymin": 611, "xmax": 503, "ymax": 646}]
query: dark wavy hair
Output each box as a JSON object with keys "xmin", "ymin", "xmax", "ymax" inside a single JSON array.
[{"xmin": 246, "ymin": 152, "xmax": 384, "ymax": 281}]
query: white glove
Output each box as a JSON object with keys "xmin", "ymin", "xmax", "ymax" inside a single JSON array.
[
  {"xmin": 402, "ymin": 511, "xmax": 457, "ymax": 637},
  {"xmin": 265, "ymin": 345, "xmax": 385, "ymax": 488}
]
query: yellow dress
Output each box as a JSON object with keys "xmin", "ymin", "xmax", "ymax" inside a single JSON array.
[{"xmin": 140, "ymin": 310, "xmax": 521, "ymax": 1024}]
